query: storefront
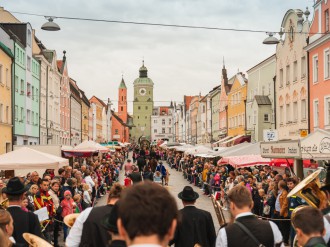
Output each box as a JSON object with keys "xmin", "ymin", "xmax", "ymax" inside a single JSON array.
[{"xmin": 261, "ymin": 129, "xmax": 330, "ymax": 179}]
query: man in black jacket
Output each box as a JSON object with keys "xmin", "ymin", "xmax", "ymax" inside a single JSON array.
[
  {"xmin": 169, "ymin": 186, "xmax": 216, "ymax": 247},
  {"xmin": 3, "ymin": 177, "xmax": 42, "ymax": 247},
  {"xmin": 216, "ymin": 185, "xmax": 283, "ymax": 247}
]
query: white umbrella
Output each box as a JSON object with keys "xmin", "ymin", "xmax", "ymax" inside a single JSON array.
[{"xmin": 0, "ymin": 147, "xmax": 68, "ymax": 170}]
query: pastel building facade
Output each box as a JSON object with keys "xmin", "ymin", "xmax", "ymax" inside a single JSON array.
[
  {"xmin": 58, "ymin": 55, "xmax": 71, "ymax": 145},
  {"xmin": 306, "ymin": 0, "xmax": 330, "ymax": 132},
  {"xmin": 0, "ymin": 27, "xmax": 14, "ymax": 154},
  {"xmin": 227, "ymin": 73, "xmax": 248, "ymax": 137},
  {"xmin": 275, "ymin": 9, "xmax": 309, "ymax": 140},
  {"xmin": 151, "ymin": 106, "xmax": 174, "ymax": 142},
  {"xmin": 246, "ymin": 54, "xmax": 276, "ymax": 142}
]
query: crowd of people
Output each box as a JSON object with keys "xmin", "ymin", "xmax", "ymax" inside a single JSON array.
[
  {"xmin": 0, "ymin": 147, "xmax": 129, "ymax": 247},
  {"xmin": 0, "ymin": 144, "xmax": 329, "ymax": 247}
]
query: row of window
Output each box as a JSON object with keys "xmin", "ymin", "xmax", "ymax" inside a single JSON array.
[
  {"xmin": 153, "ymin": 119, "xmax": 172, "ymax": 125},
  {"xmin": 0, "ymin": 65, "xmax": 10, "ymax": 88},
  {"xmin": 279, "ymin": 56, "xmax": 306, "ymax": 87},
  {"xmin": 313, "ymin": 98, "xmax": 330, "ymax": 127},
  {"xmin": 14, "ymin": 105, "xmax": 38, "ymax": 125},
  {"xmin": 0, "ymin": 104, "xmax": 10, "ymax": 124},
  {"xmin": 312, "ymin": 50, "xmax": 330, "ymax": 83},
  {"xmin": 137, "ymin": 106, "xmax": 149, "ymax": 110},
  {"xmin": 229, "ymin": 114, "xmax": 245, "ymax": 129},
  {"xmin": 153, "ymin": 128, "xmax": 172, "ymax": 134},
  {"xmin": 279, "ymin": 99, "xmax": 307, "ymax": 124},
  {"xmin": 15, "ymin": 46, "xmax": 26, "ymax": 67},
  {"xmin": 14, "ymin": 76, "xmax": 39, "ymax": 101},
  {"xmin": 231, "ymin": 91, "xmax": 242, "ymax": 106}
]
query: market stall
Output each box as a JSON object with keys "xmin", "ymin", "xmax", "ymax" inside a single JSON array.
[{"xmin": 0, "ymin": 147, "xmax": 68, "ymax": 177}]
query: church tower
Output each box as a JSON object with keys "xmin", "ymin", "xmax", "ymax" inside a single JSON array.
[
  {"xmin": 131, "ymin": 61, "xmax": 154, "ymax": 141},
  {"xmin": 118, "ymin": 77, "xmax": 127, "ymax": 123}
]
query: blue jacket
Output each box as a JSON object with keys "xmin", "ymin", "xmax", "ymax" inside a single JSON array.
[{"xmin": 156, "ymin": 164, "xmax": 167, "ymax": 176}]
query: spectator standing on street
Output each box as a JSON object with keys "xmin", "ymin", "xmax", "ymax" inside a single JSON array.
[
  {"xmin": 169, "ymin": 186, "xmax": 216, "ymax": 247},
  {"xmin": 4, "ymin": 177, "xmax": 42, "ymax": 247},
  {"xmin": 123, "ymin": 159, "xmax": 133, "ymax": 175},
  {"xmin": 48, "ymin": 180, "xmax": 61, "ymax": 247},
  {"xmin": 128, "ymin": 166, "xmax": 142, "ymax": 184},
  {"xmin": 156, "ymin": 161, "xmax": 167, "ymax": 186},
  {"xmin": 216, "ymin": 185, "xmax": 283, "ymax": 247},
  {"xmin": 118, "ymin": 181, "xmax": 178, "ymax": 247}
]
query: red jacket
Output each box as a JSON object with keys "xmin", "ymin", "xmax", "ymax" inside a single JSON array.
[{"xmin": 34, "ymin": 189, "xmax": 55, "ymax": 225}]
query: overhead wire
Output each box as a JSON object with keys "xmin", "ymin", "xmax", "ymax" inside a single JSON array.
[{"xmin": 8, "ymin": 10, "xmax": 323, "ymax": 35}]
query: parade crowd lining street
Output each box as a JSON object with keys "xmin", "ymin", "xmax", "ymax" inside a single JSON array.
[{"xmin": 0, "ymin": 145, "xmax": 329, "ymax": 247}]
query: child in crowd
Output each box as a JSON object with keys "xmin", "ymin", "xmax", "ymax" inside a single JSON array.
[
  {"xmin": 154, "ymin": 171, "xmax": 162, "ymax": 185},
  {"xmin": 82, "ymin": 183, "xmax": 92, "ymax": 209},
  {"xmin": 21, "ymin": 197, "xmax": 29, "ymax": 212},
  {"xmin": 73, "ymin": 194, "xmax": 82, "ymax": 213},
  {"xmin": 61, "ymin": 190, "xmax": 75, "ymax": 240}
]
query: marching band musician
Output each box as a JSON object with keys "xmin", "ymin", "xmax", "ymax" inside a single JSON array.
[
  {"xmin": 320, "ymin": 164, "xmax": 330, "ymax": 246},
  {"xmin": 34, "ymin": 178, "xmax": 55, "ymax": 243}
]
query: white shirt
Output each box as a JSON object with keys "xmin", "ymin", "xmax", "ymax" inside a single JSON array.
[
  {"xmin": 215, "ymin": 212, "xmax": 284, "ymax": 247},
  {"xmin": 84, "ymin": 175, "xmax": 95, "ymax": 192},
  {"xmin": 66, "ymin": 207, "xmax": 93, "ymax": 247},
  {"xmin": 323, "ymin": 213, "xmax": 330, "ymax": 243}
]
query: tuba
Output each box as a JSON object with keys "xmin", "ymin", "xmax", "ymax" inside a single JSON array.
[
  {"xmin": 63, "ymin": 213, "xmax": 80, "ymax": 228},
  {"xmin": 23, "ymin": 233, "xmax": 53, "ymax": 247},
  {"xmin": 287, "ymin": 169, "xmax": 328, "ymax": 209},
  {"xmin": 287, "ymin": 169, "xmax": 328, "ymax": 247}
]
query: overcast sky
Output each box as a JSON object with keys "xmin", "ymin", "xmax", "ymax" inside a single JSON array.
[{"xmin": 2, "ymin": 0, "xmax": 314, "ymax": 112}]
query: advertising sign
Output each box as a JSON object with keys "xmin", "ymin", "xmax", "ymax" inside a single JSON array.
[{"xmin": 260, "ymin": 140, "xmax": 301, "ymax": 158}]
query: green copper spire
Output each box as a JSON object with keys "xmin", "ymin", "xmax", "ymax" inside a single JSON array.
[{"xmin": 119, "ymin": 76, "xmax": 127, "ymax": 89}]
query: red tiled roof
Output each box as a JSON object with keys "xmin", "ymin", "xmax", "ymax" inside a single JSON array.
[
  {"xmin": 184, "ymin": 96, "xmax": 194, "ymax": 111},
  {"xmin": 89, "ymin": 96, "xmax": 107, "ymax": 107}
]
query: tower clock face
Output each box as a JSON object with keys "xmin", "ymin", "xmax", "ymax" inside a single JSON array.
[{"xmin": 139, "ymin": 88, "xmax": 146, "ymax": 96}]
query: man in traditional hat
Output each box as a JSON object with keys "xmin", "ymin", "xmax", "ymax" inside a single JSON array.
[
  {"xmin": 169, "ymin": 185, "xmax": 216, "ymax": 247},
  {"xmin": 3, "ymin": 177, "xmax": 42, "ymax": 247},
  {"xmin": 102, "ymin": 201, "xmax": 127, "ymax": 247}
]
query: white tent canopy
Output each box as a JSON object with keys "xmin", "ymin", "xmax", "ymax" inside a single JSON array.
[
  {"xmin": 185, "ymin": 145, "xmax": 214, "ymax": 155},
  {"xmin": 0, "ymin": 147, "xmax": 68, "ymax": 170},
  {"xmin": 71, "ymin": 140, "xmax": 109, "ymax": 152}
]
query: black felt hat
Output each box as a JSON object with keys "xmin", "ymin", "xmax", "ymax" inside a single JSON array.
[
  {"xmin": 102, "ymin": 202, "xmax": 120, "ymax": 234},
  {"xmin": 2, "ymin": 177, "xmax": 28, "ymax": 195},
  {"xmin": 178, "ymin": 186, "xmax": 199, "ymax": 201}
]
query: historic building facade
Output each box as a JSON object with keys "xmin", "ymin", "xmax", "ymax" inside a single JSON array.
[
  {"xmin": 227, "ymin": 73, "xmax": 248, "ymax": 137},
  {"xmin": 218, "ymin": 64, "xmax": 231, "ymax": 141},
  {"xmin": 69, "ymin": 78, "xmax": 81, "ymax": 146},
  {"xmin": 80, "ymin": 89, "xmax": 90, "ymax": 142},
  {"xmin": 306, "ymin": 0, "xmax": 330, "ymax": 132},
  {"xmin": 0, "ymin": 27, "xmax": 14, "ymax": 154},
  {"xmin": 132, "ymin": 62, "xmax": 154, "ymax": 141},
  {"xmin": 151, "ymin": 106, "xmax": 174, "ymax": 142},
  {"xmin": 275, "ymin": 9, "xmax": 309, "ymax": 140},
  {"xmin": 246, "ymin": 54, "xmax": 276, "ymax": 142},
  {"xmin": 58, "ymin": 54, "xmax": 71, "ymax": 145}
]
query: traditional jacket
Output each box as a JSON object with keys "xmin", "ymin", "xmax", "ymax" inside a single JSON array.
[{"xmin": 34, "ymin": 189, "xmax": 55, "ymax": 226}]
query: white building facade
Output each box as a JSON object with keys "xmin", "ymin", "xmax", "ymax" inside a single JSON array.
[{"xmin": 151, "ymin": 106, "xmax": 174, "ymax": 142}]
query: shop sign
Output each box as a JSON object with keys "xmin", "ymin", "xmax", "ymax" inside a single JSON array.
[
  {"xmin": 260, "ymin": 140, "xmax": 301, "ymax": 158},
  {"xmin": 300, "ymin": 129, "xmax": 308, "ymax": 138}
]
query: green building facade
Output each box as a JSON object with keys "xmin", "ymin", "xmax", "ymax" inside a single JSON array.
[{"xmin": 131, "ymin": 62, "xmax": 154, "ymax": 141}]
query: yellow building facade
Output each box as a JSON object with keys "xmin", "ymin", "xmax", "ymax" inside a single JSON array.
[
  {"xmin": 227, "ymin": 73, "xmax": 248, "ymax": 137},
  {"xmin": 0, "ymin": 42, "xmax": 13, "ymax": 154}
]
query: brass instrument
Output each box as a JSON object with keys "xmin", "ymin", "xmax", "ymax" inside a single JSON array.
[
  {"xmin": 0, "ymin": 198, "xmax": 8, "ymax": 209},
  {"xmin": 287, "ymin": 169, "xmax": 328, "ymax": 247},
  {"xmin": 23, "ymin": 233, "xmax": 52, "ymax": 247},
  {"xmin": 287, "ymin": 169, "xmax": 327, "ymax": 209},
  {"xmin": 63, "ymin": 213, "xmax": 80, "ymax": 228},
  {"xmin": 138, "ymin": 136, "xmax": 150, "ymax": 150}
]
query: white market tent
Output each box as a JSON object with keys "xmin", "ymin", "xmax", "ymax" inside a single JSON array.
[
  {"xmin": 184, "ymin": 145, "xmax": 214, "ymax": 155},
  {"xmin": 0, "ymin": 147, "xmax": 69, "ymax": 170},
  {"xmin": 72, "ymin": 140, "xmax": 109, "ymax": 152}
]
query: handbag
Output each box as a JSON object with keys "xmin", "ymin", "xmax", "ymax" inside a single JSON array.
[{"xmin": 234, "ymin": 221, "xmax": 266, "ymax": 247}]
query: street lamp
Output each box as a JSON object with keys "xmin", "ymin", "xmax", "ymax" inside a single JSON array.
[
  {"xmin": 41, "ymin": 17, "xmax": 61, "ymax": 31},
  {"xmin": 262, "ymin": 32, "xmax": 280, "ymax": 45}
]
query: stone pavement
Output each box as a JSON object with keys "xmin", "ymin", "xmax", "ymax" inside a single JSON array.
[{"xmin": 97, "ymin": 161, "xmax": 231, "ymax": 231}]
